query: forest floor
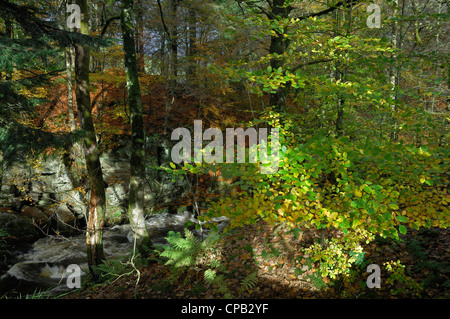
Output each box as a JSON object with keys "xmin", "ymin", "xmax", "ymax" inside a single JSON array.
[{"xmin": 62, "ymin": 221, "xmax": 449, "ymax": 300}]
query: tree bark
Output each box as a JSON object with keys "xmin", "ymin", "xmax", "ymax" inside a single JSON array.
[
  {"xmin": 74, "ymin": 0, "xmax": 107, "ymax": 270},
  {"xmin": 120, "ymin": 0, "xmax": 151, "ymax": 249},
  {"xmin": 156, "ymin": 0, "xmax": 178, "ymax": 92},
  {"xmin": 389, "ymin": 0, "xmax": 399, "ymax": 141},
  {"xmin": 334, "ymin": 0, "xmax": 353, "ymax": 137},
  {"xmin": 333, "ymin": 6, "xmax": 344, "ymax": 137},
  {"xmin": 64, "ymin": 44, "xmax": 87, "ymax": 227},
  {"xmin": 268, "ymin": 0, "xmax": 292, "ymax": 113},
  {"xmin": 168, "ymin": 0, "xmax": 178, "ymax": 91},
  {"xmin": 187, "ymin": 5, "xmax": 197, "ymax": 81},
  {"xmin": 136, "ymin": 0, "xmax": 145, "ymax": 73}
]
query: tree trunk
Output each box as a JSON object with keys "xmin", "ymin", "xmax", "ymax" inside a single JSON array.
[
  {"xmin": 389, "ymin": 0, "xmax": 399, "ymax": 141},
  {"xmin": 333, "ymin": 8, "xmax": 344, "ymax": 137},
  {"xmin": 61, "ymin": 3, "xmax": 88, "ymax": 229},
  {"xmin": 334, "ymin": 1, "xmax": 353, "ymax": 137},
  {"xmin": 64, "ymin": 45, "xmax": 88, "ymax": 227},
  {"xmin": 187, "ymin": 5, "xmax": 197, "ymax": 81},
  {"xmin": 66, "ymin": 47, "xmax": 76, "ymax": 131},
  {"xmin": 136, "ymin": 0, "xmax": 145, "ymax": 73},
  {"xmin": 74, "ymin": 0, "xmax": 107, "ymax": 270},
  {"xmin": 168, "ymin": 0, "xmax": 178, "ymax": 91},
  {"xmin": 120, "ymin": 0, "xmax": 151, "ymax": 249},
  {"xmin": 268, "ymin": 0, "xmax": 292, "ymax": 113}
]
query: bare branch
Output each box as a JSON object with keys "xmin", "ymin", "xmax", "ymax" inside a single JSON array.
[
  {"xmin": 157, "ymin": 0, "xmax": 172, "ymax": 40},
  {"xmin": 100, "ymin": 16, "xmax": 120, "ymax": 36}
]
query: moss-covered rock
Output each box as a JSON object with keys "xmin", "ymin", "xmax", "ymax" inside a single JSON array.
[{"xmin": 0, "ymin": 212, "xmax": 40, "ymax": 242}]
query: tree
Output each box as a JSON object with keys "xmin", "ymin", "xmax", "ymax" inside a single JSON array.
[
  {"xmin": 231, "ymin": 0, "xmax": 365, "ymax": 113},
  {"xmin": 120, "ymin": 0, "xmax": 151, "ymax": 249},
  {"xmin": 157, "ymin": 0, "xmax": 179, "ymax": 91},
  {"xmin": 184, "ymin": 0, "xmax": 449, "ymax": 281},
  {"xmin": 267, "ymin": 0, "xmax": 293, "ymax": 112},
  {"xmin": 0, "ymin": 0, "xmax": 83, "ymax": 167},
  {"xmin": 74, "ymin": 0, "xmax": 107, "ymax": 270},
  {"xmin": 136, "ymin": 0, "xmax": 146, "ymax": 73}
]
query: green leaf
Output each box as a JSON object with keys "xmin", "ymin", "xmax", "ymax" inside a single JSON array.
[
  {"xmin": 399, "ymin": 225, "xmax": 407, "ymax": 235},
  {"xmin": 388, "ymin": 203, "xmax": 399, "ymax": 210},
  {"xmin": 396, "ymin": 215, "xmax": 409, "ymax": 223},
  {"xmin": 363, "ymin": 185, "xmax": 372, "ymax": 194},
  {"xmin": 285, "ymin": 193, "xmax": 297, "ymax": 201}
]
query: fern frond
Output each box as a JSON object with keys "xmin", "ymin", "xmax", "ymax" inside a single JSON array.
[
  {"xmin": 204, "ymin": 269, "xmax": 217, "ymax": 284},
  {"xmin": 209, "ymin": 259, "xmax": 222, "ymax": 269},
  {"xmin": 239, "ymin": 271, "xmax": 258, "ymax": 294}
]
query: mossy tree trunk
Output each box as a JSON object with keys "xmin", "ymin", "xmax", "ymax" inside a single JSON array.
[
  {"xmin": 120, "ymin": 0, "xmax": 151, "ymax": 249},
  {"xmin": 74, "ymin": 0, "xmax": 107, "ymax": 270},
  {"xmin": 268, "ymin": 0, "xmax": 292, "ymax": 113},
  {"xmin": 64, "ymin": 10, "xmax": 87, "ymax": 228},
  {"xmin": 136, "ymin": 0, "xmax": 145, "ymax": 73}
]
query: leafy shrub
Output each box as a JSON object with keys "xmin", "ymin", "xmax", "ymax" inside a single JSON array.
[
  {"xmin": 303, "ymin": 239, "xmax": 365, "ymax": 279},
  {"xmin": 165, "ymin": 106, "xmax": 448, "ymax": 291},
  {"xmin": 384, "ymin": 260, "xmax": 423, "ymax": 297}
]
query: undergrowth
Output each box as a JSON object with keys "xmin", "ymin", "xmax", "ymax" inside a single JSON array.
[{"xmin": 155, "ymin": 228, "xmax": 258, "ymax": 298}]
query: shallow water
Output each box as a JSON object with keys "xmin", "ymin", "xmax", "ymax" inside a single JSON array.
[{"xmin": 0, "ymin": 211, "xmax": 229, "ymax": 296}]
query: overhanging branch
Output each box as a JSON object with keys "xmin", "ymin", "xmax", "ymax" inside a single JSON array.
[{"xmin": 100, "ymin": 16, "xmax": 120, "ymax": 36}]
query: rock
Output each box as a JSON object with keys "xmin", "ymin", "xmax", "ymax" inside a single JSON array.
[
  {"xmin": 105, "ymin": 205, "xmax": 126, "ymax": 225},
  {"xmin": 0, "ymin": 212, "xmax": 40, "ymax": 242},
  {"xmin": 10, "ymin": 198, "xmax": 21, "ymax": 211},
  {"xmin": 55, "ymin": 204, "xmax": 76, "ymax": 227},
  {"xmin": 0, "ymin": 185, "xmax": 12, "ymax": 194},
  {"xmin": 37, "ymin": 192, "xmax": 56, "ymax": 207},
  {"xmin": 21, "ymin": 206, "xmax": 48, "ymax": 223},
  {"xmin": 0, "ymin": 152, "xmax": 174, "ymax": 229}
]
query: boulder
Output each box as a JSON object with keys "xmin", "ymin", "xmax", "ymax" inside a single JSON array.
[
  {"xmin": 21, "ymin": 206, "xmax": 48, "ymax": 222},
  {"xmin": 0, "ymin": 212, "xmax": 40, "ymax": 242}
]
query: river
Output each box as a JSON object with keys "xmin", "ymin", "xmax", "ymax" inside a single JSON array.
[{"xmin": 0, "ymin": 211, "xmax": 229, "ymax": 297}]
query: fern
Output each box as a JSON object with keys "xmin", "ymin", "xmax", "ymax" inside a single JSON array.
[
  {"xmin": 157, "ymin": 229, "xmax": 234, "ymax": 297},
  {"xmin": 0, "ymin": 228, "xmax": 8, "ymax": 237},
  {"xmin": 204, "ymin": 269, "xmax": 234, "ymax": 299},
  {"xmin": 204, "ymin": 269, "xmax": 217, "ymax": 284},
  {"xmin": 90, "ymin": 258, "xmax": 131, "ymax": 283},
  {"xmin": 158, "ymin": 229, "xmax": 258, "ymax": 299},
  {"xmin": 239, "ymin": 271, "xmax": 258, "ymax": 295},
  {"xmin": 159, "ymin": 229, "xmax": 204, "ymax": 268},
  {"xmin": 209, "ymin": 259, "xmax": 222, "ymax": 269}
]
